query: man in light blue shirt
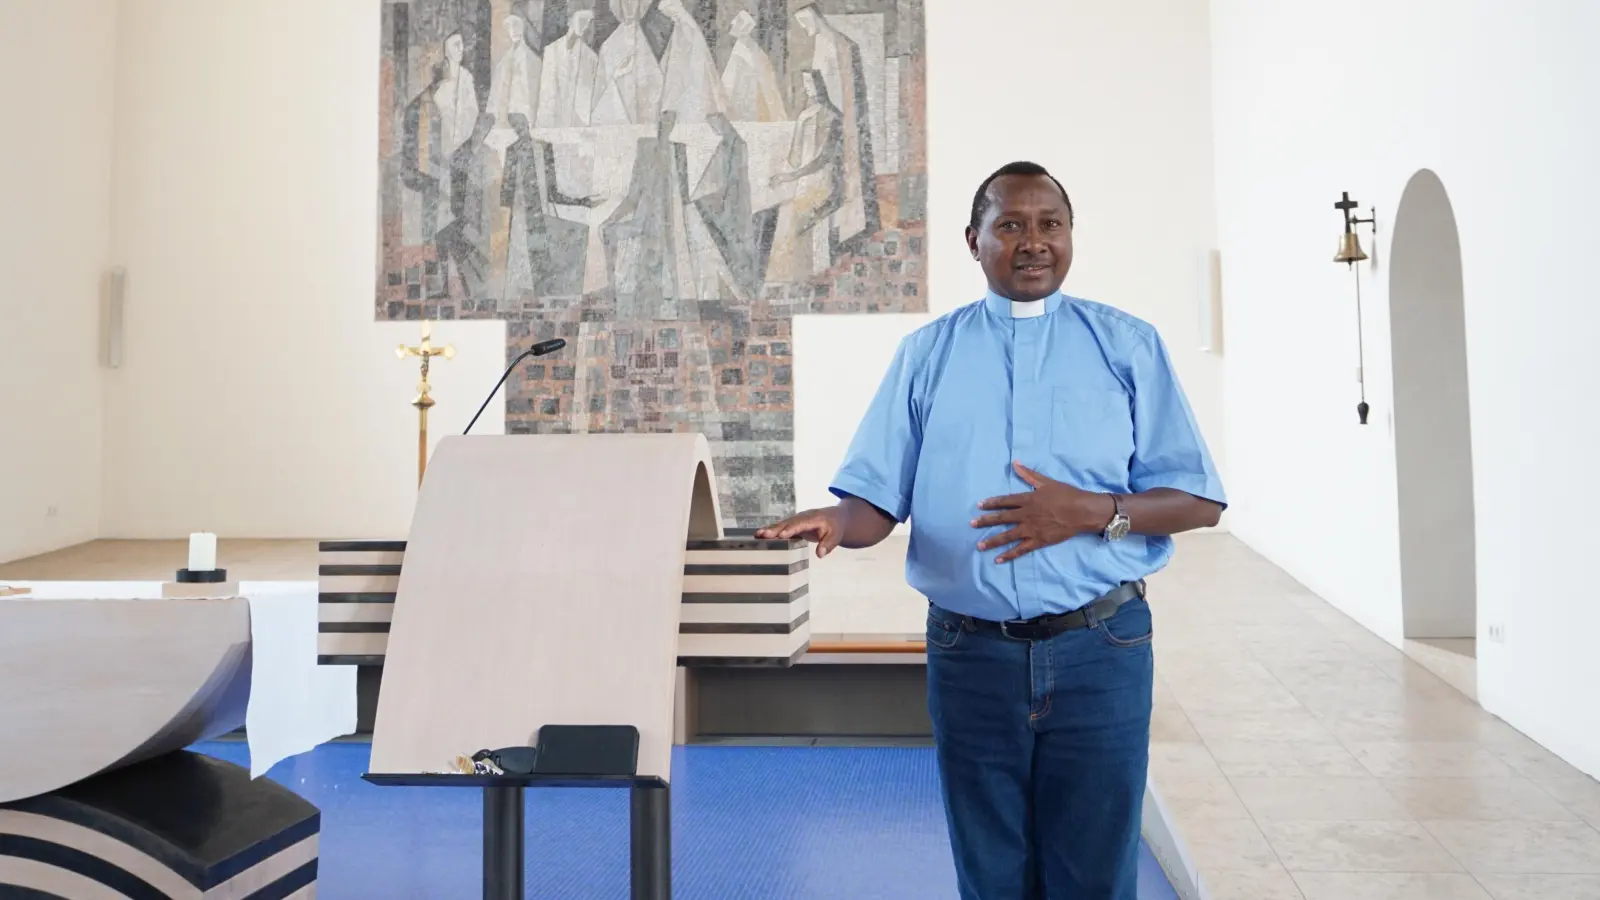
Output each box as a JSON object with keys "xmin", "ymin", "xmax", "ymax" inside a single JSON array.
[{"xmin": 757, "ymin": 161, "xmax": 1225, "ymax": 899}]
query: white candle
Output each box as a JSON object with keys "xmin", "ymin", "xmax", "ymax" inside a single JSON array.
[{"xmin": 188, "ymin": 532, "xmax": 217, "ymax": 571}]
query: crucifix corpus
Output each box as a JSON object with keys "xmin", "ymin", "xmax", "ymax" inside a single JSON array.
[{"xmin": 396, "ymin": 321, "xmax": 455, "ymax": 487}]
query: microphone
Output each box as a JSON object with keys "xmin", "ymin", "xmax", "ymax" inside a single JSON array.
[{"xmin": 462, "ymin": 338, "xmax": 568, "ymax": 435}]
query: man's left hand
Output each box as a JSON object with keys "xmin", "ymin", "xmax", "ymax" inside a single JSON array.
[{"xmin": 972, "ymin": 461, "xmax": 1115, "ymax": 563}]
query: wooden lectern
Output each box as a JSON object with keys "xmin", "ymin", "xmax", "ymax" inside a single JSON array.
[{"xmin": 363, "ymin": 432, "xmax": 724, "ymax": 900}]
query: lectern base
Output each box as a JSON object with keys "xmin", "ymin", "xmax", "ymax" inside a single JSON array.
[{"xmin": 364, "ymin": 773, "xmax": 672, "ymax": 900}]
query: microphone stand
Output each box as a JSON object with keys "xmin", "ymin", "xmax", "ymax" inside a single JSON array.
[{"xmin": 463, "ymin": 341, "xmax": 565, "ymax": 436}]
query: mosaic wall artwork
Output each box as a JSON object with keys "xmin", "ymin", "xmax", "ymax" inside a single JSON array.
[{"xmin": 376, "ymin": 0, "xmax": 929, "ymax": 526}]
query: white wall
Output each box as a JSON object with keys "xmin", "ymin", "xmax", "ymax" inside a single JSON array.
[
  {"xmin": 1211, "ymin": 0, "xmax": 1600, "ymax": 776},
  {"xmin": 795, "ymin": 0, "xmax": 1226, "ymax": 517},
  {"xmin": 0, "ymin": 0, "xmax": 120, "ymax": 564},
  {"xmin": 102, "ymin": 0, "xmax": 508, "ymax": 540},
  {"xmin": 94, "ymin": 0, "xmax": 1223, "ymax": 543}
]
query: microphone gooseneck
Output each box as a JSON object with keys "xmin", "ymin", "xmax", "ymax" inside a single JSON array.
[{"xmin": 462, "ymin": 339, "xmax": 568, "ymax": 436}]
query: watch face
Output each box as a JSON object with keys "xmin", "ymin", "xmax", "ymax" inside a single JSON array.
[{"xmin": 1107, "ymin": 515, "xmax": 1131, "ymax": 540}]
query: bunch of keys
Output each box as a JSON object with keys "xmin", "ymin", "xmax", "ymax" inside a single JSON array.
[{"xmin": 447, "ymin": 753, "xmax": 503, "ymax": 776}]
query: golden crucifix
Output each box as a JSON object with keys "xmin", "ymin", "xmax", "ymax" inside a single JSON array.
[{"xmin": 396, "ymin": 321, "xmax": 455, "ymax": 487}]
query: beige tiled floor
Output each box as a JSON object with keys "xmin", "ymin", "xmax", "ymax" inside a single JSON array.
[
  {"xmin": 8, "ymin": 532, "xmax": 1600, "ymax": 898},
  {"xmin": 1144, "ymin": 535, "xmax": 1600, "ymax": 900}
]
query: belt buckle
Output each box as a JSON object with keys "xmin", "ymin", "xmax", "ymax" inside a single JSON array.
[{"xmin": 1000, "ymin": 619, "xmax": 1041, "ymax": 641}]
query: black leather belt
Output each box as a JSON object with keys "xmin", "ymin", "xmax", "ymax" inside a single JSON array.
[{"xmin": 962, "ymin": 580, "xmax": 1147, "ymax": 641}]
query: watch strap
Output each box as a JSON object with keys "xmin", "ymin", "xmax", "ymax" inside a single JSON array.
[{"xmin": 1103, "ymin": 494, "xmax": 1129, "ymax": 540}]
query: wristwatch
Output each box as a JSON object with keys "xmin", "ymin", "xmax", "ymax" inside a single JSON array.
[{"xmin": 1103, "ymin": 494, "xmax": 1131, "ymax": 541}]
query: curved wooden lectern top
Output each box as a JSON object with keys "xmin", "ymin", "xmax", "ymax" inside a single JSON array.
[
  {"xmin": 0, "ymin": 598, "xmax": 252, "ymax": 804},
  {"xmin": 368, "ymin": 433, "xmax": 722, "ymax": 782}
]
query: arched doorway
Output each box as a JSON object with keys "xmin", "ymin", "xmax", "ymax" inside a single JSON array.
[{"xmin": 1389, "ymin": 169, "xmax": 1476, "ymax": 656}]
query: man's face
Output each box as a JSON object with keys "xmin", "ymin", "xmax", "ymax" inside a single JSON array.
[{"xmin": 965, "ymin": 174, "xmax": 1073, "ymax": 303}]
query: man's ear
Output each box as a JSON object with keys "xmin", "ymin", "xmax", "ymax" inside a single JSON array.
[{"xmin": 965, "ymin": 226, "xmax": 979, "ymax": 259}]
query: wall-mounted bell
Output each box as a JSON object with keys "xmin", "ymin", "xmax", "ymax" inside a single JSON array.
[
  {"xmin": 1333, "ymin": 191, "xmax": 1378, "ymax": 425},
  {"xmin": 1334, "ymin": 231, "xmax": 1368, "ymax": 264}
]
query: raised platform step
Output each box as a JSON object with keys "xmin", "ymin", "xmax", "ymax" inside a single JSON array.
[
  {"xmin": 692, "ymin": 663, "xmax": 933, "ymax": 739},
  {"xmin": 341, "ymin": 656, "xmax": 936, "ymax": 739}
]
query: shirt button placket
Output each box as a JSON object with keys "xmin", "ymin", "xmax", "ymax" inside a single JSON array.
[{"xmin": 1013, "ymin": 322, "xmax": 1041, "ymax": 620}]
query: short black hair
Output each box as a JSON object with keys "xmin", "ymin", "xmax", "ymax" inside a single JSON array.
[{"xmin": 968, "ymin": 161, "xmax": 1074, "ymax": 231}]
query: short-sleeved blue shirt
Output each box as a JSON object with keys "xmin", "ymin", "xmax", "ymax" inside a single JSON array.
[{"xmin": 828, "ymin": 290, "xmax": 1226, "ymax": 621}]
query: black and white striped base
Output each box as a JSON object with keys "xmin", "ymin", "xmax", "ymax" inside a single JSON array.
[
  {"xmin": 679, "ymin": 538, "xmax": 810, "ymax": 667},
  {"xmin": 314, "ymin": 540, "xmax": 405, "ymax": 667},
  {"xmin": 317, "ymin": 535, "xmax": 812, "ymax": 669},
  {"xmin": 0, "ymin": 750, "xmax": 319, "ymax": 899}
]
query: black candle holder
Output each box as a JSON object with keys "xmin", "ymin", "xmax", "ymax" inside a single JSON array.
[{"xmin": 175, "ymin": 568, "xmax": 229, "ymax": 584}]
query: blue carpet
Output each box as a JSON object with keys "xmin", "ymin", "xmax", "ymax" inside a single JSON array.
[{"xmin": 192, "ymin": 740, "xmax": 1177, "ymax": 899}]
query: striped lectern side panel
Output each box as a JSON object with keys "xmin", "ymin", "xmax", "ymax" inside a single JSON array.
[
  {"xmin": 315, "ymin": 541, "xmax": 402, "ymax": 666},
  {"xmin": 678, "ymin": 538, "xmax": 810, "ymax": 667},
  {"xmin": 317, "ymin": 537, "xmax": 812, "ymax": 667}
]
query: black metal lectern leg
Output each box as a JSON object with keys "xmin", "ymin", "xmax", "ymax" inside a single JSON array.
[
  {"xmin": 363, "ymin": 729, "xmax": 661, "ymax": 900},
  {"xmin": 483, "ymin": 786, "xmax": 524, "ymax": 900},
  {"xmin": 629, "ymin": 783, "xmax": 671, "ymax": 900}
]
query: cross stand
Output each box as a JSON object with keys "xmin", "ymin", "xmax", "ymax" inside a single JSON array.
[
  {"xmin": 362, "ymin": 772, "xmax": 671, "ymax": 900},
  {"xmin": 395, "ymin": 321, "xmax": 455, "ymax": 488}
]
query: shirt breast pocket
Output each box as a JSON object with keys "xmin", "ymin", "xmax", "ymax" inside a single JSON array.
[{"xmin": 1050, "ymin": 386, "xmax": 1134, "ymax": 488}]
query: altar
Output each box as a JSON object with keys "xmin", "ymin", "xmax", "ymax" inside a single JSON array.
[
  {"xmin": 5, "ymin": 580, "xmax": 357, "ymax": 781},
  {"xmin": 0, "ymin": 580, "xmax": 353, "ymax": 898}
]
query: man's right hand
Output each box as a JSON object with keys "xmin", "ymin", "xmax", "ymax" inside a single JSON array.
[{"xmin": 755, "ymin": 507, "xmax": 846, "ymax": 557}]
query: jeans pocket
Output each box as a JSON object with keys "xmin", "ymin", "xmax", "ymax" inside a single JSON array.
[
  {"xmin": 1097, "ymin": 598, "xmax": 1153, "ymax": 649},
  {"xmin": 925, "ymin": 608, "xmax": 966, "ymax": 651}
]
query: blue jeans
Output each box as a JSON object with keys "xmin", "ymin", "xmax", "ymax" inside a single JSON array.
[{"xmin": 925, "ymin": 596, "xmax": 1155, "ymax": 900}]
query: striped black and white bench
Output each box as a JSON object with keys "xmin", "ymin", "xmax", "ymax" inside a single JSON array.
[{"xmin": 317, "ymin": 532, "xmax": 810, "ymax": 668}]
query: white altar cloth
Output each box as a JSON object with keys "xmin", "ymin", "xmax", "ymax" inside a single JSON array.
[{"xmin": 12, "ymin": 580, "xmax": 356, "ymax": 778}]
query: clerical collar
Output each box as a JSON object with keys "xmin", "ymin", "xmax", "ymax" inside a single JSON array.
[{"xmin": 983, "ymin": 289, "xmax": 1063, "ymax": 319}]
